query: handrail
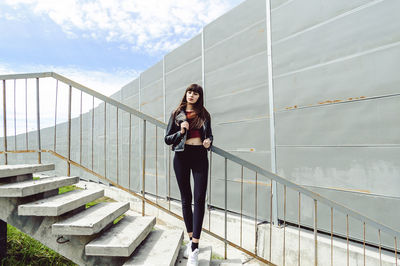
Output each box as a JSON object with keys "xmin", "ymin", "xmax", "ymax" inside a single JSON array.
[
  {"xmin": 1, "ymin": 71, "xmax": 399, "ymax": 238},
  {"xmin": 1, "ymin": 72, "xmax": 399, "ymax": 265}
]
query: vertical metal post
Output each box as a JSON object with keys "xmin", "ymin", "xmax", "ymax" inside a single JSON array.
[
  {"xmin": 116, "ymin": 107, "xmax": 119, "ymax": 184},
  {"xmin": 314, "ymin": 199, "xmax": 318, "ymax": 266},
  {"xmin": 91, "ymin": 96, "xmax": 94, "ymax": 171},
  {"xmin": 208, "ymin": 150, "xmax": 213, "ymax": 230},
  {"xmin": 128, "ymin": 114, "xmax": 132, "ymax": 190},
  {"xmin": 331, "ymin": 208, "xmax": 333, "ymax": 266},
  {"xmin": 80, "ymin": 90, "xmax": 82, "ymax": 165},
  {"xmin": 255, "ymin": 172, "xmax": 258, "ymax": 255},
  {"xmin": 54, "ymin": 80, "xmax": 58, "ymax": 151},
  {"xmin": 298, "ymin": 192, "xmax": 301, "ymax": 266},
  {"xmin": 283, "ymin": 185, "xmax": 286, "ymax": 266},
  {"xmin": 36, "ymin": 78, "xmax": 41, "ymax": 164},
  {"xmin": 346, "ymin": 214, "xmax": 349, "ymax": 266},
  {"xmin": 104, "ymin": 103, "xmax": 107, "ymax": 177},
  {"xmin": 379, "ymin": 229, "xmax": 382, "ymax": 266},
  {"xmin": 395, "ymin": 236, "xmax": 398, "ymax": 266},
  {"xmin": 67, "ymin": 85, "xmax": 72, "ymax": 176},
  {"xmin": 224, "ymin": 157, "xmax": 228, "ymax": 259},
  {"xmin": 265, "ymin": 0, "xmax": 278, "ymax": 226},
  {"xmin": 2, "ymin": 80, "xmax": 7, "ymax": 164},
  {"xmin": 13, "ymin": 79, "xmax": 16, "ymax": 150},
  {"xmin": 25, "ymin": 79, "xmax": 28, "ymax": 150},
  {"xmin": 168, "ymin": 148, "xmax": 171, "ymax": 211},
  {"xmin": 240, "ymin": 166, "xmax": 244, "ymax": 247},
  {"xmin": 363, "ymin": 222, "xmax": 366, "ymax": 266},
  {"xmin": 155, "ymin": 126, "xmax": 158, "ymax": 203},
  {"xmin": 269, "ymin": 179, "xmax": 273, "ymax": 261},
  {"xmin": 142, "ymin": 119, "xmax": 146, "ymax": 216}
]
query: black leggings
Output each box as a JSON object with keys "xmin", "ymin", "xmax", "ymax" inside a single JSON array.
[{"xmin": 173, "ymin": 144, "xmax": 209, "ymax": 239}]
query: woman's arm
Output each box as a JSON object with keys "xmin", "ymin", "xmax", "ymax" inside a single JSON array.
[
  {"xmin": 206, "ymin": 117, "xmax": 213, "ymax": 150},
  {"xmin": 164, "ymin": 112, "xmax": 183, "ymax": 146}
]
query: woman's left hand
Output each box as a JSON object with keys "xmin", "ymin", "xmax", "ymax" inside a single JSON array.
[{"xmin": 203, "ymin": 138, "xmax": 211, "ymax": 149}]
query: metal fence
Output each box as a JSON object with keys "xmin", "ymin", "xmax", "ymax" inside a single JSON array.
[{"xmin": 0, "ymin": 72, "xmax": 399, "ymax": 265}]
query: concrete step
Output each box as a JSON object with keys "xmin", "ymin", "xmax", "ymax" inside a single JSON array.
[
  {"xmin": 176, "ymin": 245, "xmax": 212, "ymax": 266},
  {"xmin": 123, "ymin": 228, "xmax": 183, "ymax": 266},
  {"xmin": 52, "ymin": 202, "xmax": 130, "ymax": 235},
  {"xmin": 85, "ymin": 214, "xmax": 156, "ymax": 257},
  {"xmin": 0, "ymin": 163, "xmax": 54, "ymax": 179},
  {"xmin": 0, "ymin": 176, "xmax": 79, "ymax": 197},
  {"xmin": 18, "ymin": 188, "xmax": 104, "ymax": 216}
]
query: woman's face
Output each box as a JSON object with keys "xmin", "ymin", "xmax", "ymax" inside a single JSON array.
[{"xmin": 186, "ymin": 90, "xmax": 200, "ymax": 104}]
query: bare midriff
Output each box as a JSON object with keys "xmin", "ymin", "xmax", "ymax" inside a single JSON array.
[{"xmin": 185, "ymin": 137, "xmax": 202, "ymax": 145}]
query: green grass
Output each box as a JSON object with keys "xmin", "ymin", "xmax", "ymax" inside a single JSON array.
[
  {"xmin": 1, "ymin": 224, "xmax": 76, "ymax": 266},
  {"xmin": 211, "ymin": 253, "xmax": 224, "ymax": 260},
  {"xmin": 58, "ymin": 185, "xmax": 81, "ymax": 195}
]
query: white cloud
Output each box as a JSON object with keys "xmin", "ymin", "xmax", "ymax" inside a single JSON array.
[{"xmin": 3, "ymin": 0, "xmax": 242, "ymax": 54}]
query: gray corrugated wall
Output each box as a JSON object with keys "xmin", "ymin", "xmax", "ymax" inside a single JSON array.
[{"xmin": 1, "ymin": 0, "xmax": 399, "ymax": 248}]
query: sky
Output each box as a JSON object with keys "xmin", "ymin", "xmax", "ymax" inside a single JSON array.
[{"xmin": 0, "ymin": 0, "xmax": 245, "ymax": 96}]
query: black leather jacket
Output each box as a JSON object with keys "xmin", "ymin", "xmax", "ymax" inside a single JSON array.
[{"xmin": 164, "ymin": 108, "xmax": 213, "ymax": 152}]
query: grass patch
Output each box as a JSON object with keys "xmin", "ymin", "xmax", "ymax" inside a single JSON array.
[
  {"xmin": 113, "ymin": 214, "xmax": 125, "ymax": 225},
  {"xmin": 85, "ymin": 196, "xmax": 115, "ymax": 208},
  {"xmin": 1, "ymin": 224, "xmax": 76, "ymax": 266},
  {"xmin": 211, "ymin": 253, "xmax": 224, "ymax": 260},
  {"xmin": 58, "ymin": 185, "xmax": 81, "ymax": 195}
]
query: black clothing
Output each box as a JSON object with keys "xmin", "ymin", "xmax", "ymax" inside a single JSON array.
[
  {"xmin": 164, "ymin": 108, "xmax": 213, "ymax": 152},
  {"xmin": 173, "ymin": 144, "xmax": 209, "ymax": 239}
]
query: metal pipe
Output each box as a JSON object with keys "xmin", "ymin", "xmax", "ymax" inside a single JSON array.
[
  {"xmin": 91, "ymin": 96, "xmax": 94, "ymax": 171},
  {"xmin": 142, "ymin": 119, "xmax": 146, "ymax": 216},
  {"xmin": 208, "ymin": 150, "xmax": 213, "ymax": 231},
  {"xmin": 314, "ymin": 199, "xmax": 318, "ymax": 266},
  {"xmin": 13, "ymin": 79, "xmax": 16, "ymax": 151},
  {"xmin": 283, "ymin": 185, "xmax": 286, "ymax": 266},
  {"xmin": 36, "ymin": 78, "xmax": 41, "ymax": 164},
  {"xmin": 155, "ymin": 126, "xmax": 158, "ymax": 203},
  {"xmin": 54, "ymin": 80, "xmax": 58, "ymax": 151},
  {"xmin": 67, "ymin": 85, "xmax": 72, "ymax": 176},
  {"xmin": 395, "ymin": 236, "xmax": 398, "ymax": 266},
  {"xmin": 80, "ymin": 90, "xmax": 82, "ymax": 165},
  {"xmin": 224, "ymin": 157, "xmax": 228, "ymax": 259},
  {"xmin": 379, "ymin": 229, "xmax": 382, "ymax": 266},
  {"xmin": 168, "ymin": 148, "xmax": 171, "ymax": 211},
  {"xmin": 240, "ymin": 165, "xmax": 244, "ymax": 247},
  {"xmin": 255, "ymin": 172, "xmax": 258, "ymax": 255},
  {"xmin": 331, "ymin": 207, "xmax": 333, "ymax": 266},
  {"xmin": 128, "ymin": 114, "xmax": 132, "ymax": 190},
  {"xmin": 363, "ymin": 222, "xmax": 366, "ymax": 266},
  {"xmin": 269, "ymin": 179, "xmax": 272, "ymax": 261},
  {"xmin": 298, "ymin": 192, "xmax": 301, "ymax": 266},
  {"xmin": 2, "ymin": 80, "xmax": 7, "ymax": 164},
  {"xmin": 116, "ymin": 107, "xmax": 119, "ymax": 184},
  {"xmin": 104, "ymin": 103, "xmax": 107, "ymax": 177},
  {"xmin": 346, "ymin": 214, "xmax": 349, "ymax": 266},
  {"xmin": 25, "ymin": 79, "xmax": 28, "ymax": 149}
]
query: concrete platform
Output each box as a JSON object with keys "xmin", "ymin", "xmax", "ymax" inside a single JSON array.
[
  {"xmin": 52, "ymin": 202, "xmax": 130, "ymax": 235},
  {"xmin": 0, "ymin": 164, "xmax": 54, "ymax": 178},
  {"xmin": 85, "ymin": 214, "xmax": 156, "ymax": 257},
  {"xmin": 0, "ymin": 176, "xmax": 79, "ymax": 197},
  {"xmin": 123, "ymin": 228, "xmax": 183, "ymax": 266},
  {"xmin": 18, "ymin": 188, "xmax": 104, "ymax": 216}
]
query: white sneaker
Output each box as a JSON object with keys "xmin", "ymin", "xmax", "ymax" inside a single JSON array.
[
  {"xmin": 183, "ymin": 240, "xmax": 192, "ymax": 259},
  {"xmin": 187, "ymin": 248, "xmax": 199, "ymax": 266}
]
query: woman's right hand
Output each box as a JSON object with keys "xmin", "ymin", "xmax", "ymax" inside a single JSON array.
[{"xmin": 180, "ymin": 121, "xmax": 189, "ymax": 134}]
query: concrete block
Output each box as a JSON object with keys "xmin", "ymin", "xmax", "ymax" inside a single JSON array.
[
  {"xmin": 123, "ymin": 228, "xmax": 183, "ymax": 266},
  {"xmin": 52, "ymin": 202, "xmax": 130, "ymax": 235},
  {"xmin": 18, "ymin": 188, "xmax": 104, "ymax": 216},
  {"xmin": 85, "ymin": 214, "xmax": 156, "ymax": 257},
  {"xmin": 0, "ymin": 176, "xmax": 79, "ymax": 197},
  {"xmin": 0, "ymin": 164, "xmax": 54, "ymax": 178}
]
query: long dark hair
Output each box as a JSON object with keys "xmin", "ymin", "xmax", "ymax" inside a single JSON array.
[{"xmin": 173, "ymin": 84, "xmax": 210, "ymax": 129}]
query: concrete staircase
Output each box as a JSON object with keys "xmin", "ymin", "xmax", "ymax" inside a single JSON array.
[{"xmin": 0, "ymin": 164, "xmax": 214, "ymax": 266}]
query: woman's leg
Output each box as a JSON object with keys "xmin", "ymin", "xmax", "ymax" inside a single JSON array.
[
  {"xmin": 191, "ymin": 147, "xmax": 209, "ymax": 242},
  {"xmin": 173, "ymin": 152, "xmax": 193, "ymax": 236}
]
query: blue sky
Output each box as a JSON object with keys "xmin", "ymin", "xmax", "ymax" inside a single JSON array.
[{"xmin": 0, "ymin": 0, "xmax": 244, "ymax": 95}]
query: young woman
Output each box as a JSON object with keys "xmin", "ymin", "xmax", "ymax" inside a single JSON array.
[{"xmin": 164, "ymin": 84, "xmax": 213, "ymax": 266}]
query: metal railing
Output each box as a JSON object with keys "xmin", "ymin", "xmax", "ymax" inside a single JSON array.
[{"xmin": 0, "ymin": 72, "xmax": 399, "ymax": 265}]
